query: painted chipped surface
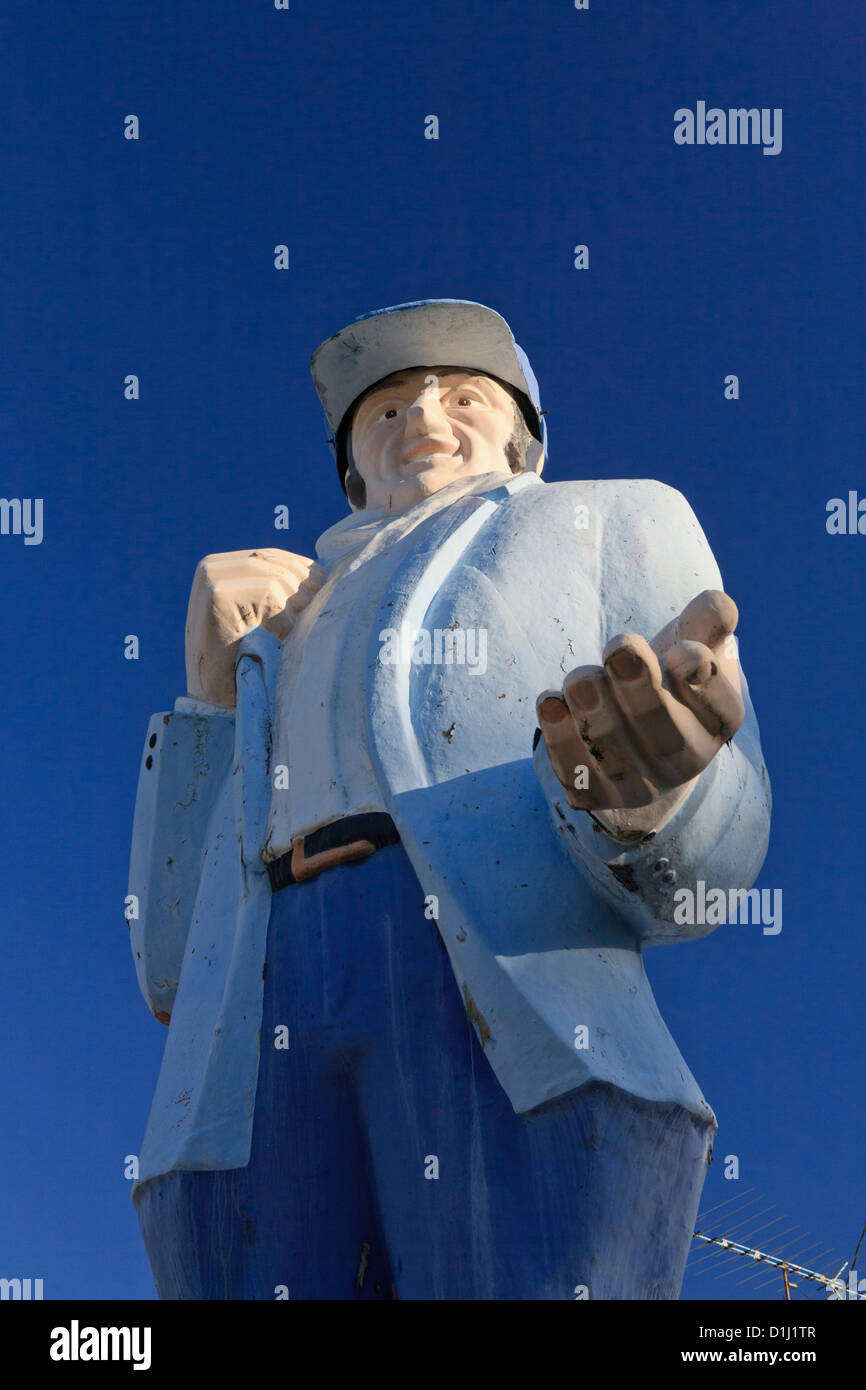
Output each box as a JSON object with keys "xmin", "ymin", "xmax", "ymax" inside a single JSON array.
[{"xmin": 463, "ymin": 984, "xmax": 491, "ymax": 1049}]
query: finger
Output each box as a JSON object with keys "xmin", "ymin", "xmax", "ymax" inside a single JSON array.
[
  {"xmin": 306, "ymin": 561, "xmax": 328, "ymax": 589},
  {"xmin": 603, "ymin": 632, "xmax": 670, "ymax": 733},
  {"xmin": 535, "ymin": 691, "xmax": 623, "ymax": 810},
  {"xmin": 197, "ymin": 553, "xmax": 315, "ymax": 594},
  {"xmin": 250, "ymin": 587, "xmax": 308, "ymax": 639},
  {"xmin": 218, "ymin": 580, "xmax": 296, "ymax": 639},
  {"xmin": 198, "ymin": 550, "xmax": 295, "ymax": 576},
  {"xmin": 262, "ymin": 606, "xmax": 297, "ymax": 642},
  {"xmin": 248, "ymin": 548, "xmax": 318, "ymax": 574},
  {"xmin": 652, "ymin": 589, "xmax": 738, "ymax": 658},
  {"xmin": 253, "ymin": 554, "xmax": 326, "ymax": 601},
  {"xmin": 263, "ymin": 552, "xmax": 326, "ymax": 589},
  {"xmin": 214, "ymin": 553, "xmax": 313, "ymax": 584},
  {"xmin": 676, "ymin": 590, "xmax": 738, "ymax": 663},
  {"xmin": 561, "ymin": 667, "xmax": 658, "ymax": 807},
  {"xmin": 600, "ymin": 635, "xmax": 721, "ymax": 788},
  {"xmin": 224, "ymin": 574, "xmax": 318, "ymax": 640},
  {"xmin": 196, "ymin": 566, "xmax": 297, "ymax": 602},
  {"xmin": 602, "ymin": 631, "xmax": 697, "ymax": 765},
  {"xmin": 287, "ymin": 577, "xmax": 324, "ymax": 611},
  {"xmin": 674, "ymin": 591, "xmax": 743, "ymax": 695},
  {"xmin": 663, "ymin": 640, "xmax": 745, "ymax": 741}
]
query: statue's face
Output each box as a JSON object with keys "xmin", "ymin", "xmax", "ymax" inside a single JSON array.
[{"xmin": 349, "ymin": 366, "xmax": 522, "ymax": 514}]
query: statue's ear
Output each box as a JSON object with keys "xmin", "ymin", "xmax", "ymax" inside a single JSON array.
[
  {"xmin": 345, "ymin": 463, "xmax": 367, "ymax": 511},
  {"xmin": 526, "ymin": 438, "xmax": 545, "ymax": 475}
]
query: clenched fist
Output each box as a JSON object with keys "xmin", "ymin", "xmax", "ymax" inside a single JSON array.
[
  {"xmin": 536, "ymin": 590, "xmax": 744, "ymax": 830},
  {"xmin": 185, "ymin": 548, "xmax": 327, "ymax": 707}
]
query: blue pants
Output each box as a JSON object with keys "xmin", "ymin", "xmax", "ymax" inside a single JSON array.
[{"xmin": 135, "ymin": 844, "xmax": 712, "ymax": 1299}]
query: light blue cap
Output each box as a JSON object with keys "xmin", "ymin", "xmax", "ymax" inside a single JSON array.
[{"xmin": 311, "ymin": 299, "xmax": 547, "ymax": 476}]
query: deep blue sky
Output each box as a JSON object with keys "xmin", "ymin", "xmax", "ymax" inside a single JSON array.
[{"xmin": 1, "ymin": 1, "xmax": 863, "ymax": 1301}]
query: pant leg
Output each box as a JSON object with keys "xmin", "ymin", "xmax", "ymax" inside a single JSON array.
[
  {"xmin": 137, "ymin": 842, "xmax": 713, "ymax": 1299},
  {"xmin": 134, "ymin": 880, "xmax": 393, "ymax": 1300},
  {"xmin": 329, "ymin": 844, "xmax": 713, "ymax": 1300}
]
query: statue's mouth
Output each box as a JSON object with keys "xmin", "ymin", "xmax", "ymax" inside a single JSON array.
[{"xmin": 402, "ymin": 438, "xmax": 459, "ymax": 464}]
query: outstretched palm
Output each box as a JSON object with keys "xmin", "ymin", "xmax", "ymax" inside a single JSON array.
[{"xmin": 536, "ymin": 590, "xmax": 744, "ymax": 812}]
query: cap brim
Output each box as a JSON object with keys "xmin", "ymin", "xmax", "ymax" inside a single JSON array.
[{"xmin": 311, "ymin": 299, "xmax": 538, "ymax": 438}]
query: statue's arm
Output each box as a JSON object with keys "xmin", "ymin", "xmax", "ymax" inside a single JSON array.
[
  {"xmin": 532, "ymin": 481, "xmax": 771, "ymax": 945},
  {"xmin": 534, "ymin": 676, "xmax": 770, "ymax": 945},
  {"xmin": 129, "ymin": 547, "xmax": 324, "ymax": 1022},
  {"xmin": 127, "ymin": 702, "xmax": 235, "ymax": 1024}
]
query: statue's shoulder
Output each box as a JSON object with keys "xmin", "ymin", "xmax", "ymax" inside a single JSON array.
[
  {"xmin": 496, "ymin": 476, "xmax": 698, "ymax": 539},
  {"xmin": 509, "ymin": 474, "xmax": 691, "ymax": 512}
]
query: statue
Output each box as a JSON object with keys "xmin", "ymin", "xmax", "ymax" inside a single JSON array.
[{"xmin": 128, "ymin": 299, "xmax": 771, "ymax": 1299}]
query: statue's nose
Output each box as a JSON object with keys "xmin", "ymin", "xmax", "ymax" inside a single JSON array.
[{"xmin": 405, "ymin": 391, "xmax": 447, "ymax": 435}]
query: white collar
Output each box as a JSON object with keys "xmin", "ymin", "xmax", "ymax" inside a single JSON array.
[{"xmin": 315, "ymin": 469, "xmax": 527, "ymax": 568}]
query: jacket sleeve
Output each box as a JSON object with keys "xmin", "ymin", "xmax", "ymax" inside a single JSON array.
[
  {"xmin": 127, "ymin": 700, "xmax": 235, "ymax": 1023},
  {"xmin": 533, "ymin": 481, "xmax": 772, "ymax": 947}
]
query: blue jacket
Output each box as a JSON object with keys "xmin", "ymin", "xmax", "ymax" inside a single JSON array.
[{"xmin": 128, "ymin": 473, "xmax": 771, "ymax": 1182}]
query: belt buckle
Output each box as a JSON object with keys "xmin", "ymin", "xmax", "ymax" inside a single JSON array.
[{"xmin": 289, "ymin": 834, "xmax": 377, "ymax": 885}]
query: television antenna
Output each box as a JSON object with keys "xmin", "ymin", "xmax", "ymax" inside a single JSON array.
[{"xmin": 687, "ymin": 1190, "xmax": 865, "ymax": 1300}]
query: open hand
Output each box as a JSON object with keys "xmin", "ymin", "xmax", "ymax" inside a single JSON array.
[{"xmin": 536, "ymin": 590, "xmax": 744, "ymax": 813}]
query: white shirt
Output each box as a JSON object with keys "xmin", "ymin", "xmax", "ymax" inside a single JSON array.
[{"xmin": 262, "ymin": 470, "xmax": 519, "ymax": 860}]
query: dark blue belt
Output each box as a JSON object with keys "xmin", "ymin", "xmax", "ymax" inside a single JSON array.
[{"xmin": 267, "ymin": 812, "xmax": 400, "ymax": 892}]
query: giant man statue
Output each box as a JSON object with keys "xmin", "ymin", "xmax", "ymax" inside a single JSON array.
[{"xmin": 128, "ymin": 300, "xmax": 771, "ymax": 1299}]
